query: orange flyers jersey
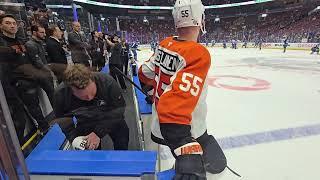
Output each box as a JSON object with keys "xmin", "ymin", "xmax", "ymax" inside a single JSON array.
[{"xmin": 139, "ymin": 36, "xmax": 211, "ymax": 139}]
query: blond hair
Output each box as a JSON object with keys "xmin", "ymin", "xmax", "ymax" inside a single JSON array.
[{"xmin": 64, "ymin": 64, "xmax": 93, "ymax": 89}]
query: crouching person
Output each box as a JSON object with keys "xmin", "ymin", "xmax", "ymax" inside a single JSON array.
[{"xmin": 54, "ymin": 64, "xmax": 129, "ymax": 150}]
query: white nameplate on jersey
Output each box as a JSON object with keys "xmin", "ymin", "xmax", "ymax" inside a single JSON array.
[
  {"xmin": 155, "ymin": 48, "xmax": 181, "ymax": 73},
  {"xmin": 174, "ymin": 142, "xmax": 203, "ymax": 156}
]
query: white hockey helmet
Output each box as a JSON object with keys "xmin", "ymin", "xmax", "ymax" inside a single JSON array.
[
  {"xmin": 72, "ymin": 136, "xmax": 87, "ymax": 150},
  {"xmin": 172, "ymin": 0, "xmax": 206, "ymax": 34}
]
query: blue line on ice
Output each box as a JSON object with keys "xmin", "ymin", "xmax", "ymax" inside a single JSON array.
[{"xmin": 217, "ymin": 123, "xmax": 320, "ymax": 149}]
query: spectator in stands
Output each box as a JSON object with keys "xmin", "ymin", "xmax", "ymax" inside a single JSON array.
[
  {"xmin": 46, "ymin": 25, "xmax": 67, "ymax": 64},
  {"xmin": 1, "ymin": 15, "xmax": 58, "ymax": 135},
  {"xmin": 25, "ymin": 25, "xmax": 55, "ymax": 105},
  {"xmin": 89, "ymin": 30, "xmax": 105, "ymax": 71},
  {"xmin": 105, "ymin": 34, "xmax": 127, "ymax": 90},
  {"xmin": 0, "ymin": 14, "xmax": 28, "ymax": 144},
  {"xmin": 23, "ymin": 24, "xmax": 59, "ymax": 132},
  {"xmin": 68, "ymin": 21, "xmax": 92, "ymax": 66},
  {"xmin": 37, "ymin": 8, "xmax": 49, "ymax": 29},
  {"xmin": 54, "ymin": 64, "xmax": 129, "ymax": 150},
  {"xmin": 46, "ymin": 25, "xmax": 68, "ymax": 81}
]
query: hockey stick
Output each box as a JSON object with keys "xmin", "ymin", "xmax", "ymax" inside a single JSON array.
[
  {"xmin": 113, "ymin": 66, "xmax": 153, "ymax": 104},
  {"xmin": 112, "ymin": 66, "xmax": 149, "ymax": 97}
]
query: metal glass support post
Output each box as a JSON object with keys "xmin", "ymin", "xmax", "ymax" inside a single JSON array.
[{"xmin": 0, "ymin": 81, "xmax": 30, "ymax": 180}]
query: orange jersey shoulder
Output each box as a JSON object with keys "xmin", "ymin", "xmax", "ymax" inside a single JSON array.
[{"xmin": 159, "ymin": 36, "xmax": 211, "ymax": 67}]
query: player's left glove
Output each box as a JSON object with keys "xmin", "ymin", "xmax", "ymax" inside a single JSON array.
[{"xmin": 173, "ymin": 142, "xmax": 207, "ymax": 180}]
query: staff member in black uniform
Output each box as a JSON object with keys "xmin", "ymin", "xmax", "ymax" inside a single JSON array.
[{"xmin": 54, "ymin": 64, "xmax": 129, "ymax": 150}]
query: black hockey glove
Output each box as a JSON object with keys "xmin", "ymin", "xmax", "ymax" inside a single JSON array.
[
  {"xmin": 196, "ymin": 133, "xmax": 227, "ymax": 174},
  {"xmin": 145, "ymin": 95, "xmax": 153, "ymax": 104},
  {"xmin": 173, "ymin": 142, "xmax": 207, "ymax": 180}
]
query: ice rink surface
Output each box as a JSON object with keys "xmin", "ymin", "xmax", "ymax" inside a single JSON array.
[{"xmin": 138, "ymin": 47, "xmax": 320, "ymax": 180}]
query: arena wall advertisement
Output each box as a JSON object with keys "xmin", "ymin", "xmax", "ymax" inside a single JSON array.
[
  {"xmin": 140, "ymin": 43, "xmax": 318, "ymax": 51},
  {"xmin": 212, "ymin": 43, "xmax": 318, "ymax": 50}
]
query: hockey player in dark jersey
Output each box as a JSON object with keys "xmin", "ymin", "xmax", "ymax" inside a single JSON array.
[
  {"xmin": 283, "ymin": 37, "xmax": 289, "ymax": 53},
  {"xmin": 131, "ymin": 41, "xmax": 139, "ymax": 61},
  {"xmin": 223, "ymin": 40, "xmax": 227, "ymax": 49},
  {"xmin": 151, "ymin": 41, "xmax": 157, "ymax": 53},
  {"xmin": 231, "ymin": 39, "xmax": 237, "ymax": 49},
  {"xmin": 242, "ymin": 40, "xmax": 247, "ymax": 48},
  {"xmin": 205, "ymin": 38, "xmax": 209, "ymax": 47},
  {"xmin": 258, "ymin": 37, "xmax": 263, "ymax": 50},
  {"xmin": 211, "ymin": 39, "xmax": 215, "ymax": 47},
  {"xmin": 310, "ymin": 44, "xmax": 319, "ymax": 55},
  {"xmin": 254, "ymin": 39, "xmax": 258, "ymax": 48}
]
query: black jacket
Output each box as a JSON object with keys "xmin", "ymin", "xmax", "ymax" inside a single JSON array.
[
  {"xmin": 121, "ymin": 42, "xmax": 130, "ymax": 57},
  {"xmin": 46, "ymin": 37, "xmax": 67, "ymax": 64},
  {"xmin": 68, "ymin": 31, "xmax": 91, "ymax": 64},
  {"xmin": 0, "ymin": 33, "xmax": 27, "ymax": 64},
  {"xmin": 0, "ymin": 33, "xmax": 28, "ymax": 83},
  {"xmin": 25, "ymin": 37, "xmax": 47, "ymax": 69},
  {"xmin": 110, "ymin": 42, "xmax": 122, "ymax": 65},
  {"xmin": 54, "ymin": 73, "xmax": 126, "ymax": 138},
  {"xmin": 89, "ymin": 38, "xmax": 104, "ymax": 64}
]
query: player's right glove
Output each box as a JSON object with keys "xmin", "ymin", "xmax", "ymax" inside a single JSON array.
[{"xmin": 173, "ymin": 142, "xmax": 207, "ymax": 180}]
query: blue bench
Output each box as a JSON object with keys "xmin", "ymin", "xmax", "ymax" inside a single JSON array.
[
  {"xmin": 132, "ymin": 72, "xmax": 152, "ymax": 114},
  {"xmin": 157, "ymin": 169, "xmax": 175, "ymax": 180},
  {"xmin": 25, "ymin": 64, "xmax": 156, "ymax": 177},
  {"xmin": 26, "ymin": 124, "xmax": 157, "ymax": 177}
]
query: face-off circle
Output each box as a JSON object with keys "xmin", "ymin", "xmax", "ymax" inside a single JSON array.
[{"xmin": 207, "ymin": 75, "xmax": 270, "ymax": 91}]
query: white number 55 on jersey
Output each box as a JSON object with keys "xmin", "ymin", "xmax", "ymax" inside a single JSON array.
[{"xmin": 179, "ymin": 72, "xmax": 203, "ymax": 96}]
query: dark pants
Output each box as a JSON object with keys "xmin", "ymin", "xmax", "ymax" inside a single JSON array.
[
  {"xmin": 15, "ymin": 80, "xmax": 49, "ymax": 131},
  {"xmin": 56, "ymin": 117, "xmax": 129, "ymax": 150},
  {"xmin": 132, "ymin": 50, "xmax": 137, "ymax": 61},
  {"xmin": 92, "ymin": 56, "xmax": 105, "ymax": 72},
  {"xmin": 109, "ymin": 64, "xmax": 127, "ymax": 90},
  {"xmin": 13, "ymin": 64, "xmax": 55, "ymax": 106},
  {"xmin": 283, "ymin": 45, "xmax": 288, "ymax": 53},
  {"xmin": 71, "ymin": 50, "xmax": 91, "ymax": 67},
  {"xmin": 122, "ymin": 56, "xmax": 129, "ymax": 76}
]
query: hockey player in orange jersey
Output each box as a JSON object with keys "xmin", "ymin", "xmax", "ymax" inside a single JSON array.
[{"xmin": 138, "ymin": 0, "xmax": 228, "ymax": 179}]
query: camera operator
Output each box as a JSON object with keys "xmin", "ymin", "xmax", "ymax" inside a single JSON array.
[
  {"xmin": 105, "ymin": 34, "xmax": 126, "ymax": 90},
  {"xmin": 89, "ymin": 31, "xmax": 105, "ymax": 71}
]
